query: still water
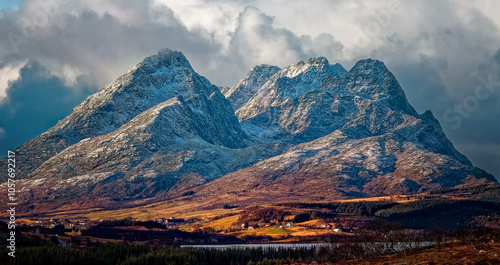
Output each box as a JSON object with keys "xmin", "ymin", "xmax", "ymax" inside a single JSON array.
[{"xmin": 181, "ymin": 242, "xmax": 432, "ymax": 250}]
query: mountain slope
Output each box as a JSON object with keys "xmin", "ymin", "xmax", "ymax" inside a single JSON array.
[
  {"xmin": 234, "ymin": 57, "xmax": 469, "ymax": 164},
  {"xmin": 0, "ymin": 48, "xmax": 246, "ymax": 180},
  {"xmin": 224, "ymin": 64, "xmax": 281, "ymax": 111},
  {"xmin": 191, "ymin": 130, "xmax": 494, "ymax": 205},
  {"xmin": 17, "ymin": 95, "xmax": 285, "ymax": 212},
  {"xmin": 0, "ymin": 49, "xmax": 495, "ymax": 214},
  {"xmin": 186, "ymin": 57, "xmax": 494, "ymax": 205}
]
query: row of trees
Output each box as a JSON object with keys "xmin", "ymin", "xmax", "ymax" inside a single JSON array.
[
  {"xmin": 237, "ymin": 207, "xmax": 288, "ymax": 224},
  {"xmin": 429, "ymin": 183, "xmax": 500, "ymax": 199},
  {"xmin": 375, "ymin": 200, "xmax": 500, "ymax": 219},
  {"xmin": 280, "ymin": 201, "xmax": 398, "ymax": 216},
  {"xmin": 0, "ymin": 241, "xmax": 314, "ymax": 265},
  {"xmin": 279, "ymin": 199, "xmax": 500, "ymax": 229},
  {"xmin": 2, "ymin": 220, "xmax": 500, "ymax": 265}
]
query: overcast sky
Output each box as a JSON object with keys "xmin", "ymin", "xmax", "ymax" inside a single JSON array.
[{"xmin": 0, "ymin": 0, "xmax": 499, "ymax": 180}]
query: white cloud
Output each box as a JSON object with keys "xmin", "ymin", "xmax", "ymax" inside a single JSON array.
[
  {"xmin": 231, "ymin": 6, "xmax": 302, "ymax": 66},
  {"xmin": 153, "ymin": 0, "xmax": 238, "ymax": 52},
  {"xmin": 0, "ymin": 63, "xmax": 23, "ymax": 103},
  {"xmin": 475, "ymin": 0, "xmax": 500, "ymax": 28}
]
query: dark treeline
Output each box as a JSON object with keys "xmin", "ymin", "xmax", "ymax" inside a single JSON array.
[
  {"xmin": 74, "ymin": 218, "xmax": 244, "ymax": 244},
  {"xmin": 292, "ymin": 211, "xmax": 336, "ymax": 223},
  {"xmin": 238, "ymin": 207, "xmax": 288, "ymax": 224},
  {"xmin": 0, "ymin": 241, "xmax": 313, "ymax": 265},
  {"xmin": 83, "ymin": 226, "xmax": 243, "ymax": 244},
  {"xmin": 279, "ymin": 199, "xmax": 500, "ymax": 229},
  {"xmin": 375, "ymin": 200, "xmax": 500, "ymax": 229},
  {"xmin": 2, "ymin": 225, "xmax": 500, "ymax": 265},
  {"xmin": 279, "ymin": 201, "xmax": 398, "ymax": 216},
  {"xmin": 429, "ymin": 183, "xmax": 500, "ymax": 200},
  {"xmin": 97, "ymin": 219, "xmax": 166, "ymax": 229},
  {"xmin": 375, "ymin": 200, "xmax": 500, "ymax": 218}
]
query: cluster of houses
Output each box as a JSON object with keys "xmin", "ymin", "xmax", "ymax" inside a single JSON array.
[
  {"xmin": 34, "ymin": 218, "xmax": 91, "ymax": 228},
  {"xmin": 239, "ymin": 220, "xmax": 292, "ymax": 230},
  {"xmin": 24, "ymin": 218, "xmax": 95, "ymax": 238},
  {"xmin": 25, "ymin": 216, "xmax": 187, "ymax": 231},
  {"xmin": 17, "ymin": 216, "xmax": 189, "ymax": 248},
  {"xmin": 240, "ymin": 221, "xmax": 354, "ymax": 233},
  {"xmin": 155, "ymin": 217, "xmax": 185, "ymax": 228}
]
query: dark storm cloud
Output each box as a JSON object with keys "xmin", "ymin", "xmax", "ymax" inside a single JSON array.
[
  {"xmin": 0, "ymin": 0, "xmax": 224, "ymax": 156},
  {"xmin": 339, "ymin": 0, "xmax": 500, "ymax": 180},
  {"xmin": 494, "ymin": 49, "xmax": 500, "ymax": 64},
  {"xmin": 0, "ymin": 0, "xmax": 221, "ymax": 88},
  {"xmin": 224, "ymin": 6, "xmax": 344, "ymax": 84},
  {"xmin": 0, "ymin": 60, "xmax": 97, "ymax": 154},
  {"xmin": 0, "ymin": 1, "xmax": 343, "ymax": 161},
  {"xmin": 0, "ymin": 1, "xmax": 342, "ymax": 88}
]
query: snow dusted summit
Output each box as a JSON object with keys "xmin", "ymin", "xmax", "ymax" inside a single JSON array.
[{"xmin": 1, "ymin": 48, "xmax": 495, "ymax": 213}]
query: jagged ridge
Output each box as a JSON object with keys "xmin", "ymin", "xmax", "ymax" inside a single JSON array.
[{"xmin": 0, "ymin": 49, "xmax": 496, "ymax": 214}]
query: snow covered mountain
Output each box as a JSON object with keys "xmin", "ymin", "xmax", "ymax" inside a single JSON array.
[
  {"xmin": 0, "ymin": 48, "xmax": 247, "ymax": 181},
  {"xmin": 1, "ymin": 49, "xmax": 495, "ymax": 213},
  {"xmin": 189, "ymin": 57, "xmax": 492, "ymax": 204}
]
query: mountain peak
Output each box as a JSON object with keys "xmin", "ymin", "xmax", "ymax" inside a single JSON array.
[
  {"xmin": 350, "ymin": 58, "xmax": 388, "ymax": 72},
  {"xmin": 4, "ymin": 48, "xmax": 229, "ymax": 180},
  {"xmin": 282, "ymin": 56, "xmax": 335, "ymax": 79},
  {"xmin": 157, "ymin": 48, "xmax": 191, "ymax": 68},
  {"xmin": 306, "ymin": 56, "xmax": 330, "ymax": 66},
  {"xmin": 134, "ymin": 48, "xmax": 193, "ymax": 74},
  {"xmin": 224, "ymin": 64, "xmax": 281, "ymax": 111},
  {"xmin": 246, "ymin": 64, "xmax": 282, "ymax": 82},
  {"xmin": 345, "ymin": 58, "xmax": 417, "ymax": 116},
  {"xmin": 421, "ymin": 109, "xmax": 438, "ymax": 123},
  {"xmin": 250, "ymin": 64, "xmax": 281, "ymax": 73}
]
